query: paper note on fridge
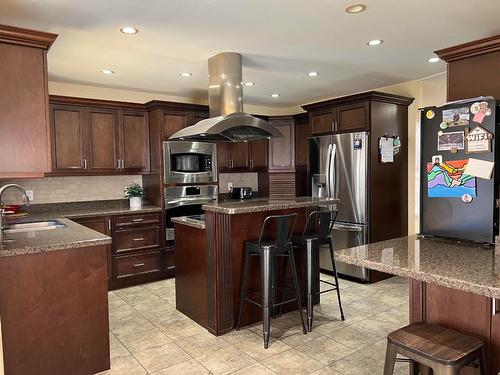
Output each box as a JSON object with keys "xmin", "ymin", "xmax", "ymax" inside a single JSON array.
[
  {"xmin": 464, "ymin": 158, "xmax": 494, "ymax": 179},
  {"xmin": 380, "ymin": 137, "xmax": 394, "ymax": 163}
]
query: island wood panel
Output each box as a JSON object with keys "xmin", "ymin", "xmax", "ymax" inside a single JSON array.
[
  {"xmin": 410, "ymin": 280, "xmax": 498, "ymax": 374},
  {"xmin": 174, "ymin": 223, "xmax": 208, "ymax": 328},
  {"xmin": 205, "ymin": 206, "xmax": 317, "ymax": 336},
  {"xmin": 0, "ymin": 245, "xmax": 110, "ymax": 375}
]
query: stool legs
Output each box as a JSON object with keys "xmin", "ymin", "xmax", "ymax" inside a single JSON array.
[
  {"xmin": 236, "ymin": 248, "xmax": 250, "ymax": 331},
  {"xmin": 383, "ymin": 341, "xmax": 397, "ymax": 375},
  {"xmin": 328, "ymin": 238, "xmax": 345, "ymax": 321},
  {"xmin": 305, "ymin": 240, "xmax": 314, "ymax": 332},
  {"xmin": 288, "ymin": 245, "xmax": 307, "ymax": 335},
  {"xmin": 261, "ymin": 247, "xmax": 272, "ymax": 349}
]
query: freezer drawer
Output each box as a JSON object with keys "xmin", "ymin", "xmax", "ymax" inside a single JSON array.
[{"xmin": 319, "ymin": 221, "xmax": 369, "ymax": 281}]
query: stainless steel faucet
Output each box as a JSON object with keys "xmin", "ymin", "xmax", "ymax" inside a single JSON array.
[{"xmin": 0, "ymin": 184, "xmax": 30, "ymax": 233}]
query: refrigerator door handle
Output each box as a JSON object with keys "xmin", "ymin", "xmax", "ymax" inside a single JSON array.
[
  {"xmin": 325, "ymin": 144, "xmax": 332, "ymax": 198},
  {"xmin": 330, "ymin": 144, "xmax": 336, "ymax": 198},
  {"xmin": 333, "ymin": 223, "xmax": 364, "ymax": 232}
]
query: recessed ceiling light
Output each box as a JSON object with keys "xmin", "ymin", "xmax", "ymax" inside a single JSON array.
[
  {"xmin": 428, "ymin": 57, "xmax": 440, "ymax": 63},
  {"xmin": 308, "ymin": 72, "xmax": 319, "ymax": 77},
  {"xmin": 367, "ymin": 39, "xmax": 383, "ymax": 46},
  {"xmin": 345, "ymin": 4, "xmax": 367, "ymax": 13},
  {"xmin": 100, "ymin": 69, "xmax": 114, "ymax": 75},
  {"xmin": 244, "ymin": 82, "xmax": 255, "ymax": 86},
  {"xmin": 180, "ymin": 72, "xmax": 192, "ymax": 77},
  {"xmin": 120, "ymin": 26, "xmax": 139, "ymax": 35},
  {"xmin": 271, "ymin": 94, "xmax": 280, "ymax": 98}
]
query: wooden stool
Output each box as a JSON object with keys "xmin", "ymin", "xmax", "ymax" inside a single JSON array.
[{"xmin": 383, "ymin": 323, "xmax": 485, "ymax": 375}]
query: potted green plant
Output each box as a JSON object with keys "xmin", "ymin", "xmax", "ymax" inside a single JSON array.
[{"xmin": 124, "ymin": 183, "xmax": 144, "ymax": 209}]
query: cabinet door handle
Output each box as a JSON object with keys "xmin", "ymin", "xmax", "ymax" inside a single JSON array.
[
  {"xmin": 133, "ymin": 237, "xmax": 144, "ymax": 241},
  {"xmin": 132, "ymin": 218, "xmax": 144, "ymax": 223},
  {"xmin": 133, "ymin": 263, "xmax": 145, "ymax": 267},
  {"xmin": 250, "ymin": 159, "xmax": 254, "ymax": 168},
  {"xmin": 108, "ymin": 219, "xmax": 111, "ymax": 231},
  {"xmin": 83, "ymin": 159, "xmax": 87, "ymax": 170},
  {"xmin": 494, "ymin": 299, "xmax": 499, "ymax": 316}
]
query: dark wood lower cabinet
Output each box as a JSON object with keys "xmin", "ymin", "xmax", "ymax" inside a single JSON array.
[
  {"xmin": 75, "ymin": 211, "xmax": 170, "ymax": 290},
  {"xmin": 0, "ymin": 245, "xmax": 110, "ymax": 375}
]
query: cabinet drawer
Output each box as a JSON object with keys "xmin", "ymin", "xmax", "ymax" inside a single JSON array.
[
  {"xmin": 114, "ymin": 251, "xmax": 162, "ymax": 279},
  {"xmin": 114, "ymin": 226, "xmax": 160, "ymax": 253},
  {"xmin": 113, "ymin": 213, "xmax": 160, "ymax": 228}
]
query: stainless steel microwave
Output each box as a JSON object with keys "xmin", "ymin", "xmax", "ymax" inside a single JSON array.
[{"xmin": 163, "ymin": 141, "xmax": 217, "ymax": 184}]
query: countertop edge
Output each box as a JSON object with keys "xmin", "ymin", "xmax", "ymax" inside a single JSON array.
[
  {"xmin": 202, "ymin": 198, "xmax": 339, "ymax": 214},
  {"xmin": 335, "ymin": 253, "xmax": 500, "ymax": 299},
  {"xmin": 172, "ymin": 217, "xmax": 206, "ymax": 229}
]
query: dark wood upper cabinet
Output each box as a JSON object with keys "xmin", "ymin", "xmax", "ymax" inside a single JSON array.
[
  {"xmin": 85, "ymin": 108, "xmax": 120, "ymax": 172},
  {"xmin": 229, "ymin": 142, "xmax": 249, "ymax": 169},
  {"xmin": 294, "ymin": 114, "xmax": 309, "ymax": 169},
  {"xmin": 217, "ymin": 143, "xmax": 229, "ymax": 170},
  {"xmin": 311, "ymin": 111, "xmax": 334, "ymax": 135},
  {"xmin": 248, "ymin": 139, "xmax": 268, "ymax": 170},
  {"xmin": 0, "ymin": 25, "xmax": 57, "ymax": 178},
  {"xmin": 50, "ymin": 105, "xmax": 86, "ymax": 172},
  {"xmin": 268, "ymin": 116, "xmax": 295, "ymax": 171},
  {"xmin": 336, "ymin": 101, "xmax": 368, "ymax": 132},
  {"xmin": 120, "ymin": 111, "xmax": 150, "ymax": 173},
  {"xmin": 161, "ymin": 113, "xmax": 186, "ymax": 139}
]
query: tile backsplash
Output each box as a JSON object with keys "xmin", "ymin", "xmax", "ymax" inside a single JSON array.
[
  {"xmin": 218, "ymin": 173, "xmax": 259, "ymax": 193},
  {"xmin": 0, "ymin": 175, "xmax": 142, "ymax": 204}
]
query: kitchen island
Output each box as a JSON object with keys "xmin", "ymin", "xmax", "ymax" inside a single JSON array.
[
  {"xmin": 0, "ymin": 218, "xmax": 112, "ymax": 375},
  {"xmin": 173, "ymin": 197, "xmax": 337, "ymax": 336},
  {"xmin": 334, "ymin": 235, "xmax": 500, "ymax": 375}
]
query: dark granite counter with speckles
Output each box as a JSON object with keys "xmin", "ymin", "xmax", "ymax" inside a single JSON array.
[
  {"xmin": 202, "ymin": 197, "xmax": 338, "ymax": 214},
  {"xmin": 0, "ymin": 218, "xmax": 111, "ymax": 257},
  {"xmin": 0, "ymin": 200, "xmax": 161, "ymax": 257},
  {"xmin": 334, "ymin": 234, "xmax": 500, "ymax": 299},
  {"xmin": 171, "ymin": 216, "xmax": 205, "ymax": 229}
]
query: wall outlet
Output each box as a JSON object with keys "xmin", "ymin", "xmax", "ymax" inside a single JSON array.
[
  {"xmin": 227, "ymin": 182, "xmax": 233, "ymax": 191},
  {"xmin": 25, "ymin": 190, "xmax": 34, "ymax": 201}
]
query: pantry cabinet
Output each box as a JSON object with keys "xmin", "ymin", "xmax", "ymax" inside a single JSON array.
[{"xmin": 0, "ymin": 25, "xmax": 57, "ymax": 178}]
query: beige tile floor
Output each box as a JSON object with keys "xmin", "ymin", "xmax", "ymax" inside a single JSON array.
[{"xmin": 100, "ymin": 275, "xmax": 410, "ymax": 375}]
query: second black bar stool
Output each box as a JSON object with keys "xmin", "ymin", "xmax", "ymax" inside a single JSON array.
[
  {"xmin": 292, "ymin": 210, "xmax": 345, "ymax": 331},
  {"xmin": 235, "ymin": 213, "xmax": 307, "ymax": 349}
]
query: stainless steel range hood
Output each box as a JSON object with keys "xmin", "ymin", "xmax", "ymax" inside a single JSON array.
[{"xmin": 169, "ymin": 52, "xmax": 282, "ymax": 142}]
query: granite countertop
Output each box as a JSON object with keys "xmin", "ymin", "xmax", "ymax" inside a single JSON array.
[
  {"xmin": 334, "ymin": 234, "xmax": 500, "ymax": 299},
  {"xmin": 0, "ymin": 200, "xmax": 162, "ymax": 257},
  {"xmin": 171, "ymin": 216, "xmax": 206, "ymax": 230},
  {"xmin": 0, "ymin": 218, "xmax": 111, "ymax": 257},
  {"xmin": 202, "ymin": 197, "xmax": 338, "ymax": 214}
]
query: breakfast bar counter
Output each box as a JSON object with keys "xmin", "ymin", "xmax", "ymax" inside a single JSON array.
[
  {"xmin": 174, "ymin": 197, "xmax": 337, "ymax": 336},
  {"xmin": 335, "ymin": 235, "xmax": 500, "ymax": 374}
]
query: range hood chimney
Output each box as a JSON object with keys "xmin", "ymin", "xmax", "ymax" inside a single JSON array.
[{"xmin": 169, "ymin": 52, "xmax": 282, "ymax": 142}]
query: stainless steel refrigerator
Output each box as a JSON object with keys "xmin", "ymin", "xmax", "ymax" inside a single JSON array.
[{"xmin": 309, "ymin": 132, "xmax": 370, "ymax": 281}]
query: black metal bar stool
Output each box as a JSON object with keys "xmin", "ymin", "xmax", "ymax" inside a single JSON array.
[
  {"xmin": 235, "ymin": 213, "xmax": 307, "ymax": 349},
  {"xmin": 291, "ymin": 210, "xmax": 345, "ymax": 332}
]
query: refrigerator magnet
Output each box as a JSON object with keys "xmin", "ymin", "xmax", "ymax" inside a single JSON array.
[
  {"xmin": 442, "ymin": 107, "xmax": 470, "ymax": 127},
  {"xmin": 353, "ymin": 138, "xmax": 362, "ymax": 150},
  {"xmin": 437, "ymin": 130, "xmax": 465, "ymax": 151},
  {"xmin": 470, "ymin": 101, "xmax": 492, "ymax": 124},
  {"xmin": 465, "ymin": 126, "xmax": 492, "ymax": 154},
  {"xmin": 461, "ymin": 194, "xmax": 473, "ymax": 204},
  {"xmin": 426, "ymin": 109, "xmax": 435, "ymax": 119},
  {"xmin": 440, "ymin": 122, "xmax": 448, "ymax": 130}
]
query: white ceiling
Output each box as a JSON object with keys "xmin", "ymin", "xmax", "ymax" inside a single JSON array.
[{"xmin": 1, "ymin": 0, "xmax": 500, "ymax": 107}]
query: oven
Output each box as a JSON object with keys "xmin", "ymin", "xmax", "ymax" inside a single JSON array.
[
  {"xmin": 163, "ymin": 141, "xmax": 217, "ymax": 184},
  {"xmin": 164, "ymin": 185, "xmax": 217, "ymax": 241}
]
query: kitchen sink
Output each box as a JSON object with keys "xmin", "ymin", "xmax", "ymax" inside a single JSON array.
[{"xmin": 4, "ymin": 220, "xmax": 66, "ymax": 234}]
